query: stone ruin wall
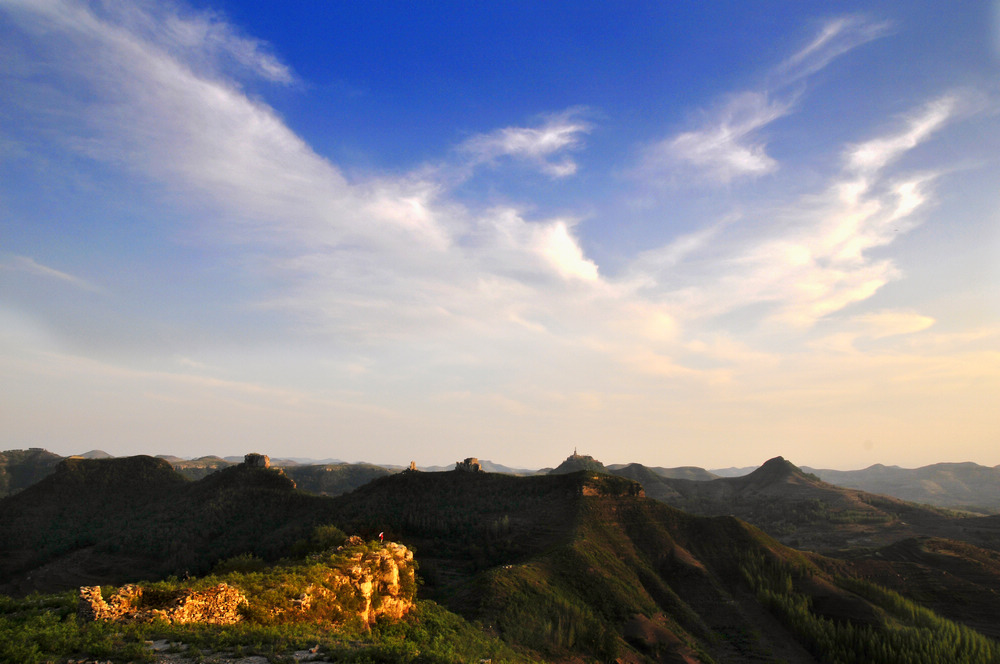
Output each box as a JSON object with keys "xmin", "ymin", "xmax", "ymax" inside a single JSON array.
[
  {"xmin": 79, "ymin": 583, "xmax": 246, "ymax": 625},
  {"xmin": 78, "ymin": 541, "xmax": 416, "ymax": 628}
]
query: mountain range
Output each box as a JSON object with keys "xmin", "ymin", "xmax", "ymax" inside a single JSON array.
[
  {"xmin": 3, "ymin": 450, "xmax": 1000, "ymax": 662},
  {"xmin": 6, "ymin": 447, "xmax": 1000, "ymax": 513}
]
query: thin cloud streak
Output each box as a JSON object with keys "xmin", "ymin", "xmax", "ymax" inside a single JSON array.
[
  {"xmin": 846, "ymin": 96, "xmax": 958, "ymax": 175},
  {"xmin": 773, "ymin": 15, "xmax": 892, "ymax": 86},
  {"xmin": 1, "ymin": 255, "xmax": 103, "ymax": 293}
]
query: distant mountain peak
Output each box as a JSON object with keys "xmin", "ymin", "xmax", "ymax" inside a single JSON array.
[
  {"xmin": 741, "ymin": 456, "xmax": 811, "ymax": 487},
  {"xmin": 77, "ymin": 449, "xmax": 113, "ymax": 459}
]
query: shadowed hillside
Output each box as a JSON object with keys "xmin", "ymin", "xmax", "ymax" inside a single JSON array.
[
  {"xmin": 0, "ymin": 448, "xmax": 64, "ymax": 496},
  {"xmin": 610, "ymin": 463, "xmax": 685, "ymax": 502},
  {"xmin": 828, "ymin": 537, "xmax": 1000, "ymax": 640},
  {"xmin": 166, "ymin": 455, "xmax": 234, "ymax": 480},
  {"xmin": 607, "ymin": 463, "xmax": 718, "ymax": 481},
  {"xmin": 5, "ymin": 456, "xmax": 1000, "ymax": 662},
  {"xmin": 637, "ymin": 456, "xmax": 995, "ymax": 553},
  {"xmin": 0, "ymin": 457, "xmax": 344, "ymax": 595},
  {"xmin": 804, "ymin": 462, "xmax": 1000, "ymax": 514},
  {"xmin": 319, "ymin": 466, "xmax": 1000, "ymax": 663},
  {"xmin": 281, "ymin": 462, "xmax": 392, "ymax": 495}
]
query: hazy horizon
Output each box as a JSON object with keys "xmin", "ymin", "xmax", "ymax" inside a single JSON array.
[
  {"xmin": 2, "ymin": 1, "xmax": 998, "ymax": 470},
  {"xmin": 13, "ymin": 445, "xmax": 1000, "ymax": 475}
]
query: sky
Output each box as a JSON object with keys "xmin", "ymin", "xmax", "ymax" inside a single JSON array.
[{"xmin": 1, "ymin": 1, "xmax": 998, "ymax": 470}]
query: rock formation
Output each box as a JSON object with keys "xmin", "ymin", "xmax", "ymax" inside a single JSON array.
[
  {"xmin": 291, "ymin": 540, "xmax": 415, "ymax": 626},
  {"xmin": 357, "ymin": 541, "xmax": 415, "ymax": 624}
]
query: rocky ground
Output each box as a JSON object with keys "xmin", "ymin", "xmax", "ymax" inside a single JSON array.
[{"xmin": 66, "ymin": 639, "xmax": 337, "ymax": 663}]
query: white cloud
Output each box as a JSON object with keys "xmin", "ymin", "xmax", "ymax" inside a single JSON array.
[
  {"xmin": 458, "ymin": 110, "xmax": 592, "ymax": 178},
  {"xmin": 645, "ymin": 92, "xmax": 789, "ymax": 183},
  {"xmin": 532, "ymin": 220, "xmax": 600, "ymax": 282},
  {"xmin": 10, "ymin": 0, "xmax": 931, "ymax": 358}
]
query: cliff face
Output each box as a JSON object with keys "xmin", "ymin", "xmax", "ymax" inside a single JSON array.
[{"xmin": 77, "ymin": 540, "xmax": 416, "ymax": 629}]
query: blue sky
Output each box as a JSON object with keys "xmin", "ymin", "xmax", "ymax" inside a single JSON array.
[{"xmin": 1, "ymin": 0, "xmax": 998, "ymax": 469}]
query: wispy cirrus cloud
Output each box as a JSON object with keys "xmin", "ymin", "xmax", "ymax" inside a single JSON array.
[
  {"xmin": 773, "ymin": 15, "xmax": 891, "ymax": 86},
  {"xmin": 639, "ymin": 16, "xmax": 891, "ymax": 186},
  {"xmin": 642, "ymin": 92, "xmax": 790, "ymax": 184},
  {"xmin": 628, "ymin": 93, "xmax": 963, "ymax": 330},
  {"xmin": 458, "ymin": 109, "xmax": 592, "ymax": 178},
  {"xmin": 810, "ymin": 310, "xmax": 936, "ymax": 353},
  {"xmin": 845, "ymin": 96, "xmax": 958, "ymax": 175},
  {"xmin": 84, "ymin": 0, "xmax": 296, "ymax": 84}
]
